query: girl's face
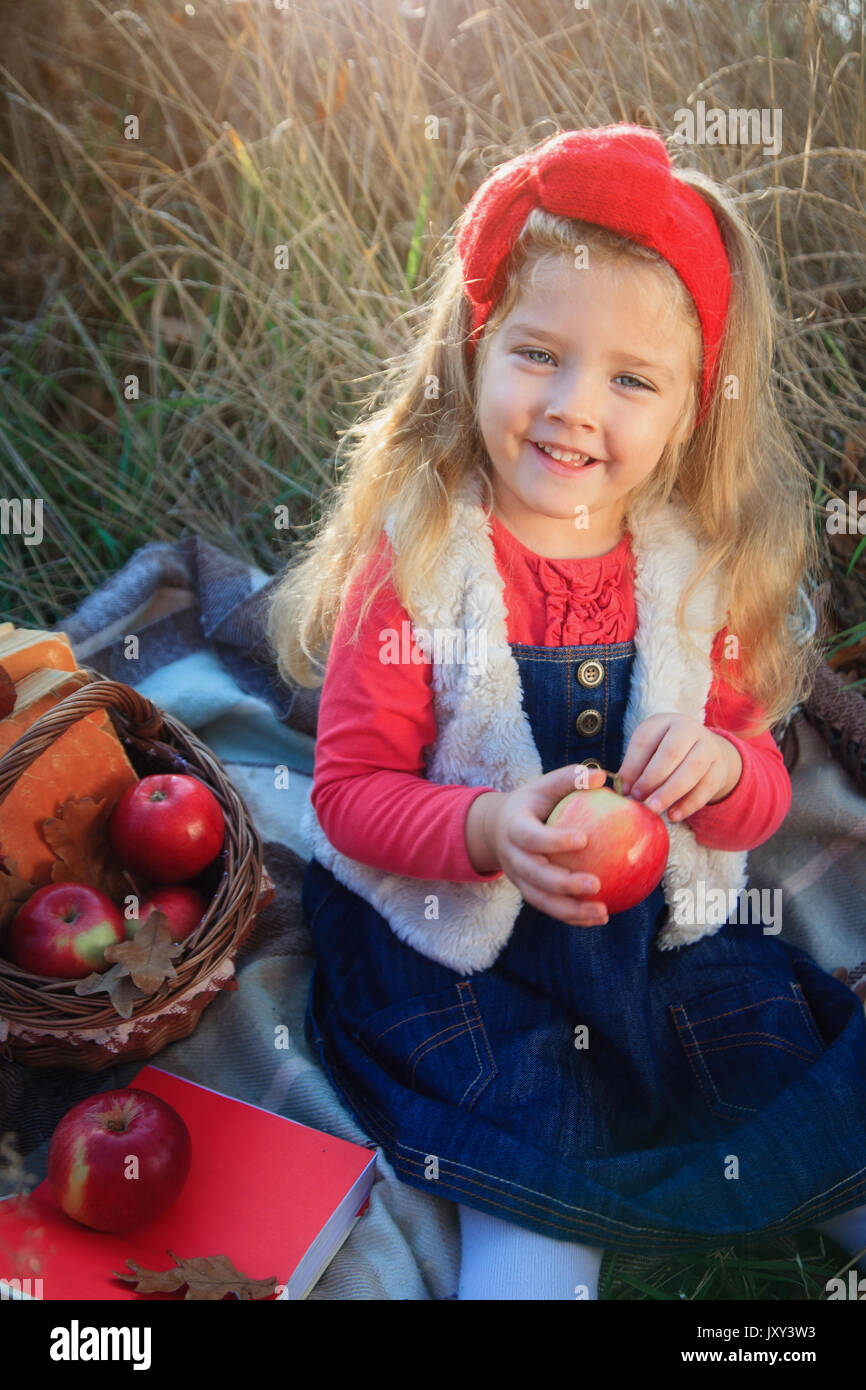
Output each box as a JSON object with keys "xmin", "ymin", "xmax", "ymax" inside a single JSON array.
[{"xmin": 476, "ymin": 254, "xmax": 698, "ymax": 558}]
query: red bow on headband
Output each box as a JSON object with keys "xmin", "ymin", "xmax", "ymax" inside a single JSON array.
[{"xmin": 456, "ymin": 124, "xmax": 731, "ymax": 427}]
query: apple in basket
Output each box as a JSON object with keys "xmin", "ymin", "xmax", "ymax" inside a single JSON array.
[
  {"xmin": 6, "ymin": 883, "xmax": 126, "ymax": 978},
  {"xmin": 127, "ymin": 885, "xmax": 210, "ymax": 943},
  {"xmin": 545, "ymin": 777, "xmax": 669, "ymax": 916},
  {"xmin": 109, "ymin": 773, "xmax": 225, "ymax": 884},
  {"xmin": 47, "ymin": 1088, "xmax": 192, "ymax": 1232}
]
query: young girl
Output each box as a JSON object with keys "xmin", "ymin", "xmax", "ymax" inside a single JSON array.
[{"xmin": 266, "ymin": 124, "xmax": 866, "ymax": 1300}]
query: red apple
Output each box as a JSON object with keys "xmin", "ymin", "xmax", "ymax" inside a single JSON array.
[
  {"xmin": 128, "ymin": 885, "xmax": 210, "ymax": 943},
  {"xmin": 47, "ymin": 1088, "xmax": 192, "ymax": 1232},
  {"xmin": 109, "ymin": 773, "xmax": 225, "ymax": 884},
  {"xmin": 546, "ymin": 779, "xmax": 669, "ymax": 915},
  {"xmin": 6, "ymin": 883, "xmax": 126, "ymax": 979}
]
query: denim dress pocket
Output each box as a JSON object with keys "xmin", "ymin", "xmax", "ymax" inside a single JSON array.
[
  {"xmin": 668, "ymin": 977, "xmax": 825, "ymax": 1124},
  {"xmin": 353, "ymin": 980, "xmax": 498, "ymax": 1112}
]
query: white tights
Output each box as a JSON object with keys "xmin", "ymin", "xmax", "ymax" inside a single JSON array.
[
  {"xmin": 455, "ymin": 1204, "xmax": 605, "ymax": 1300},
  {"xmin": 814, "ymin": 1203, "xmax": 866, "ymax": 1270},
  {"xmin": 455, "ymin": 1201, "xmax": 866, "ymax": 1300}
]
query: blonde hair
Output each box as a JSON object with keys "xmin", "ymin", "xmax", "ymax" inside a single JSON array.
[{"xmin": 265, "ymin": 139, "xmax": 824, "ymax": 734}]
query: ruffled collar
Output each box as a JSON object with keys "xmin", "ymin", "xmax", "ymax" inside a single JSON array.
[{"xmin": 490, "ymin": 513, "xmax": 634, "ymax": 645}]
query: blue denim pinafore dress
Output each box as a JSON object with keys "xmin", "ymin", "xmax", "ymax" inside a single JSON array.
[{"xmin": 302, "ymin": 636, "xmax": 866, "ymax": 1255}]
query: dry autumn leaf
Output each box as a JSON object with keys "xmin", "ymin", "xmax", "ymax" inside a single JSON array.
[
  {"xmin": 112, "ymin": 1250, "xmax": 278, "ymax": 1300},
  {"xmin": 42, "ymin": 796, "xmax": 130, "ymax": 900},
  {"xmin": 72, "ymin": 914, "xmax": 182, "ymax": 1017},
  {"xmin": 73, "ymin": 962, "xmax": 145, "ymax": 1020},
  {"xmin": 103, "ymin": 913, "xmax": 182, "ymax": 994}
]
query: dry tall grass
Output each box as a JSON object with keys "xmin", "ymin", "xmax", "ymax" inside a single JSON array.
[{"xmin": 0, "ymin": 0, "xmax": 863, "ymax": 681}]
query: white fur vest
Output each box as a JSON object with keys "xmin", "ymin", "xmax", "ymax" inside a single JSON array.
[{"xmin": 301, "ymin": 473, "xmax": 750, "ymax": 974}]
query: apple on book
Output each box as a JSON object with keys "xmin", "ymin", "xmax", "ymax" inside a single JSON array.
[
  {"xmin": 0, "ymin": 1065, "xmax": 378, "ymax": 1300},
  {"xmin": 47, "ymin": 1088, "xmax": 192, "ymax": 1233}
]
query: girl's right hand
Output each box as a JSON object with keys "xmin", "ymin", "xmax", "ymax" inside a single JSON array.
[{"xmin": 487, "ymin": 764, "xmax": 610, "ymax": 927}]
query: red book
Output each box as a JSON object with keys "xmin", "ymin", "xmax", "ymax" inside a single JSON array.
[{"xmin": 0, "ymin": 1065, "xmax": 377, "ymax": 1301}]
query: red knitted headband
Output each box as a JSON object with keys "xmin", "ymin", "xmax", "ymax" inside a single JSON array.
[{"xmin": 456, "ymin": 124, "xmax": 731, "ymax": 428}]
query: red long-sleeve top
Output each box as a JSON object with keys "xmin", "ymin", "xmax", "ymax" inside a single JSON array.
[{"xmin": 310, "ymin": 514, "xmax": 791, "ymax": 882}]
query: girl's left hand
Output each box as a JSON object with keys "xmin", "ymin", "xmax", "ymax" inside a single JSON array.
[{"xmin": 615, "ymin": 714, "xmax": 743, "ymax": 823}]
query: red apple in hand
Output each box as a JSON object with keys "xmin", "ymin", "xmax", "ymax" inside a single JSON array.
[
  {"xmin": 47, "ymin": 1089, "xmax": 192, "ymax": 1232},
  {"xmin": 128, "ymin": 885, "xmax": 209, "ymax": 943},
  {"xmin": 7, "ymin": 883, "xmax": 126, "ymax": 978},
  {"xmin": 109, "ymin": 773, "xmax": 225, "ymax": 883},
  {"xmin": 546, "ymin": 777, "xmax": 669, "ymax": 915}
]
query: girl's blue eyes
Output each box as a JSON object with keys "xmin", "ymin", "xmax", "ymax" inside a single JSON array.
[{"xmin": 516, "ymin": 347, "xmax": 651, "ymax": 390}]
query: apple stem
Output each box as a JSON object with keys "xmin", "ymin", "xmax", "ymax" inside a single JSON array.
[{"xmin": 612, "ymin": 773, "xmax": 624, "ymax": 796}]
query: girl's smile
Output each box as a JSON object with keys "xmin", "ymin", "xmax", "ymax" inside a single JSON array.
[
  {"xmin": 529, "ymin": 440, "xmax": 603, "ymax": 475},
  {"xmin": 476, "ymin": 254, "xmax": 698, "ymax": 559}
]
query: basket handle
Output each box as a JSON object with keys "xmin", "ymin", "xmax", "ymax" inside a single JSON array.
[{"xmin": 0, "ymin": 670, "xmax": 164, "ymax": 807}]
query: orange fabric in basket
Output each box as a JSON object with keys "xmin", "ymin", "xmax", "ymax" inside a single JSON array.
[
  {"xmin": 0, "ymin": 673, "xmax": 139, "ymax": 882},
  {"xmin": 0, "ymin": 633, "xmax": 77, "ymax": 683}
]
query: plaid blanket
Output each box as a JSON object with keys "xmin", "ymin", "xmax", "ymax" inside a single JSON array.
[{"xmin": 2, "ymin": 533, "xmax": 865, "ymax": 1298}]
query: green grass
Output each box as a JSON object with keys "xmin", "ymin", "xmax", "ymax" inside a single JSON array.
[{"xmin": 600, "ymin": 1231, "xmax": 861, "ymax": 1300}]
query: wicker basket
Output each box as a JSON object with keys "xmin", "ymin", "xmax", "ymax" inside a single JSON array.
[{"xmin": 0, "ymin": 669, "xmax": 274, "ymax": 1071}]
